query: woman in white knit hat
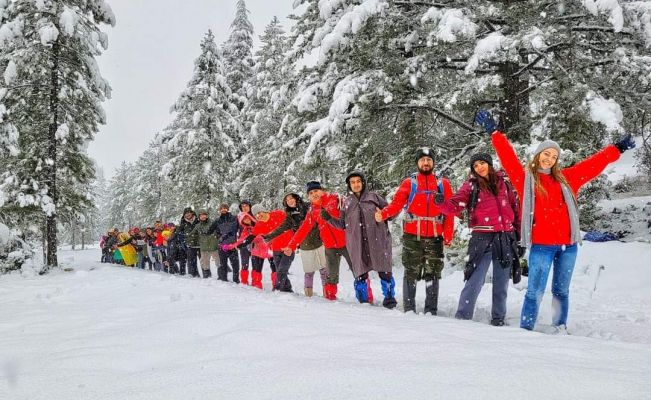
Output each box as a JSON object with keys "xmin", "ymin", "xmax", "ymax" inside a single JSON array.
[{"xmin": 475, "ymin": 110, "xmax": 636, "ymax": 332}]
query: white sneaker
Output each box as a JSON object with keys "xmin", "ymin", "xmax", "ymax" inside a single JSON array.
[
  {"xmin": 538, "ymin": 324, "xmax": 570, "ymax": 335},
  {"xmin": 548, "ymin": 324, "xmax": 569, "ymax": 335}
]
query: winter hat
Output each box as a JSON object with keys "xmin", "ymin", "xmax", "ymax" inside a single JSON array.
[
  {"xmin": 219, "ymin": 203, "xmax": 230, "ymax": 211},
  {"xmin": 470, "ymin": 152, "xmax": 493, "ymax": 168},
  {"xmin": 251, "ymin": 204, "xmax": 268, "ymax": 216},
  {"xmin": 416, "ymin": 147, "xmax": 434, "ymax": 163},
  {"xmin": 306, "ymin": 180, "xmax": 323, "ymax": 193},
  {"xmin": 197, "ymin": 209, "xmax": 208, "ymax": 216},
  {"xmin": 346, "ymin": 171, "xmax": 367, "ymax": 192},
  {"xmin": 183, "ymin": 207, "xmax": 195, "ymax": 216},
  {"xmin": 533, "ymin": 140, "xmax": 561, "ymax": 158},
  {"xmin": 238, "ymin": 200, "xmax": 252, "ymax": 211}
]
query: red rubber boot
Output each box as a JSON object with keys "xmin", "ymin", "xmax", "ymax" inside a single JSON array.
[
  {"xmin": 271, "ymin": 271, "xmax": 277, "ymax": 290},
  {"xmin": 240, "ymin": 269, "xmax": 249, "ymax": 285},
  {"xmin": 251, "ymin": 271, "xmax": 263, "ymax": 289}
]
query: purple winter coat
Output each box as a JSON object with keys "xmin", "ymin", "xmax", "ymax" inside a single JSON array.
[{"xmin": 439, "ymin": 171, "xmax": 521, "ymax": 234}]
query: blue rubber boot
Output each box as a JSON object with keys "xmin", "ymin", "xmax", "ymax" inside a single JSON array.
[
  {"xmin": 354, "ymin": 279, "xmax": 369, "ymax": 303},
  {"xmin": 381, "ymin": 277, "xmax": 397, "ymax": 309}
]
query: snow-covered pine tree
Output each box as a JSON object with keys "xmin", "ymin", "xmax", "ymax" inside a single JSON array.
[
  {"xmin": 285, "ymin": 0, "xmax": 467, "ymax": 193},
  {"xmin": 287, "ymin": 0, "xmax": 651, "ymax": 200},
  {"xmin": 235, "ymin": 16, "xmax": 295, "ymax": 205},
  {"xmin": 106, "ymin": 161, "xmax": 136, "ymax": 230},
  {"xmin": 161, "ymin": 30, "xmax": 239, "ymax": 210},
  {"xmin": 0, "ymin": 0, "xmax": 115, "ymax": 270},
  {"xmin": 223, "ymin": 0, "xmax": 255, "ymax": 113}
]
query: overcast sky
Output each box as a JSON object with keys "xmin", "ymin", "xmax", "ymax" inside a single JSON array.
[{"xmin": 87, "ymin": 0, "xmax": 298, "ymax": 178}]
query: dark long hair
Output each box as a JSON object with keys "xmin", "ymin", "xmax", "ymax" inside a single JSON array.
[{"xmin": 471, "ymin": 165, "xmax": 499, "ymax": 196}]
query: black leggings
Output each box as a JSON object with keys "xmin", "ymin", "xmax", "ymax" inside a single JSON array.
[
  {"xmin": 356, "ymin": 271, "xmax": 392, "ymax": 282},
  {"xmin": 251, "ymin": 256, "xmax": 277, "ymax": 273}
]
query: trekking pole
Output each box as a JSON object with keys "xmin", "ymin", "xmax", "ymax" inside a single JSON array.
[{"xmin": 591, "ymin": 265, "xmax": 606, "ymax": 297}]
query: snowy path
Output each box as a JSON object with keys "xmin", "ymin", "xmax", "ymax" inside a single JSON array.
[{"xmin": 1, "ymin": 246, "xmax": 651, "ymax": 399}]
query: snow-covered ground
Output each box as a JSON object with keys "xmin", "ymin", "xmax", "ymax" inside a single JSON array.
[{"xmin": 1, "ymin": 241, "xmax": 651, "ymax": 400}]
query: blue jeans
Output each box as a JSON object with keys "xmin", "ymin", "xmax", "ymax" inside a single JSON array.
[{"xmin": 520, "ymin": 244, "xmax": 578, "ymax": 330}]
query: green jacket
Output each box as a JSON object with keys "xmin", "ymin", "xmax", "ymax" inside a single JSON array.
[{"xmin": 188, "ymin": 218, "xmax": 219, "ymax": 252}]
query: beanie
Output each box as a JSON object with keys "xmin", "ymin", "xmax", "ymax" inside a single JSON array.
[
  {"xmin": 251, "ymin": 204, "xmax": 268, "ymax": 216},
  {"xmin": 469, "ymin": 152, "xmax": 493, "ymax": 168},
  {"xmin": 534, "ymin": 140, "xmax": 561, "ymax": 157},
  {"xmin": 306, "ymin": 180, "xmax": 323, "ymax": 193},
  {"xmin": 416, "ymin": 147, "xmax": 434, "ymax": 163}
]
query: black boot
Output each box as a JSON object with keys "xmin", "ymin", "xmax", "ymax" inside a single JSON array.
[
  {"xmin": 424, "ymin": 278, "xmax": 439, "ymax": 315},
  {"xmin": 403, "ymin": 279, "xmax": 417, "ymax": 313},
  {"xmin": 382, "ymin": 296, "xmax": 398, "ymax": 309},
  {"xmin": 202, "ymin": 268, "xmax": 211, "ymax": 278}
]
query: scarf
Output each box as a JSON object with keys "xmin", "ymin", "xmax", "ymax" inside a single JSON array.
[{"xmin": 521, "ymin": 168, "xmax": 581, "ymax": 247}]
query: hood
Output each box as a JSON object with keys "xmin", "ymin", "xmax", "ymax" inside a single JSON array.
[
  {"xmin": 237, "ymin": 211, "xmax": 256, "ymax": 226},
  {"xmin": 345, "ymin": 170, "xmax": 367, "ymax": 193}
]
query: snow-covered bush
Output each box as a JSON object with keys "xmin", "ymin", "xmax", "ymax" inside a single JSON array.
[{"xmin": 0, "ymin": 223, "xmax": 31, "ymax": 274}]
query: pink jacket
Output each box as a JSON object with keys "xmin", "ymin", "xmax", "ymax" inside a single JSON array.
[
  {"xmin": 438, "ymin": 171, "xmax": 521, "ymax": 234},
  {"xmin": 231, "ymin": 212, "xmax": 272, "ymax": 259}
]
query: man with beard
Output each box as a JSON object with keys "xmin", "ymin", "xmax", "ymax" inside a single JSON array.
[
  {"xmin": 375, "ymin": 148, "xmax": 454, "ymax": 315},
  {"xmin": 208, "ymin": 203, "xmax": 240, "ymax": 283},
  {"xmin": 178, "ymin": 207, "xmax": 200, "ymax": 277}
]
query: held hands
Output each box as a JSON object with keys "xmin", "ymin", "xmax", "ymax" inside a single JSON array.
[
  {"xmin": 374, "ymin": 207, "xmax": 384, "ymax": 223},
  {"xmin": 320, "ymin": 208, "xmax": 332, "ymax": 221},
  {"xmin": 517, "ymin": 245, "xmax": 526, "ymax": 259},
  {"xmin": 282, "ymin": 247, "xmax": 293, "ymax": 256},
  {"xmin": 220, "ymin": 243, "xmax": 233, "ymax": 252},
  {"xmin": 614, "ymin": 133, "xmax": 636, "ymax": 153},
  {"xmin": 474, "ymin": 110, "xmax": 496, "ymax": 134}
]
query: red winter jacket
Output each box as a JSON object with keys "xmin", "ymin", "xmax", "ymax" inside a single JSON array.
[
  {"xmin": 252, "ymin": 210, "xmax": 292, "ymax": 251},
  {"xmin": 492, "ymin": 131, "xmax": 621, "ymax": 245},
  {"xmin": 288, "ymin": 192, "xmax": 346, "ymax": 250},
  {"xmin": 380, "ymin": 173, "xmax": 454, "ymax": 243},
  {"xmin": 438, "ymin": 171, "xmax": 520, "ymax": 234}
]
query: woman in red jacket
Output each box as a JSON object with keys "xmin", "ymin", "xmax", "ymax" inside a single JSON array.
[
  {"xmin": 475, "ymin": 110, "xmax": 635, "ymax": 331},
  {"xmin": 436, "ymin": 153, "xmax": 521, "ymax": 326}
]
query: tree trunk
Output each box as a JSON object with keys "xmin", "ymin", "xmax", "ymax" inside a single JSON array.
[
  {"xmin": 71, "ymin": 222, "xmax": 76, "ymax": 250},
  {"xmin": 499, "ymin": 59, "xmax": 530, "ymax": 142},
  {"xmin": 44, "ymin": 41, "xmax": 61, "ymax": 270}
]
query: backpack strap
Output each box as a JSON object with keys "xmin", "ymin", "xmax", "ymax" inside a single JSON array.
[
  {"xmin": 468, "ymin": 179, "xmax": 480, "ymax": 212},
  {"xmin": 404, "ymin": 173, "xmax": 446, "ymax": 240},
  {"xmin": 406, "ymin": 173, "xmax": 418, "ymax": 211}
]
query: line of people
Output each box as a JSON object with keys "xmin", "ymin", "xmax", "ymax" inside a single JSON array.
[{"xmin": 100, "ymin": 112, "xmax": 636, "ymax": 331}]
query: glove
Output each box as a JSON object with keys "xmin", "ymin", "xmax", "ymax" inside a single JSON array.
[
  {"xmin": 517, "ymin": 245, "xmax": 526, "ymax": 259},
  {"xmin": 320, "ymin": 208, "xmax": 332, "ymax": 221},
  {"xmin": 434, "ymin": 192, "xmax": 444, "ymax": 205},
  {"xmin": 474, "ymin": 110, "xmax": 496, "ymax": 134},
  {"xmin": 512, "ymin": 259, "xmax": 522, "ymax": 284},
  {"xmin": 463, "ymin": 261, "xmax": 475, "ymax": 282},
  {"xmin": 220, "ymin": 243, "xmax": 232, "ymax": 252},
  {"xmin": 614, "ymin": 133, "xmax": 635, "ymax": 153}
]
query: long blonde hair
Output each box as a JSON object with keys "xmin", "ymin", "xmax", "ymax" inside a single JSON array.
[{"xmin": 527, "ymin": 153, "xmax": 573, "ymax": 199}]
